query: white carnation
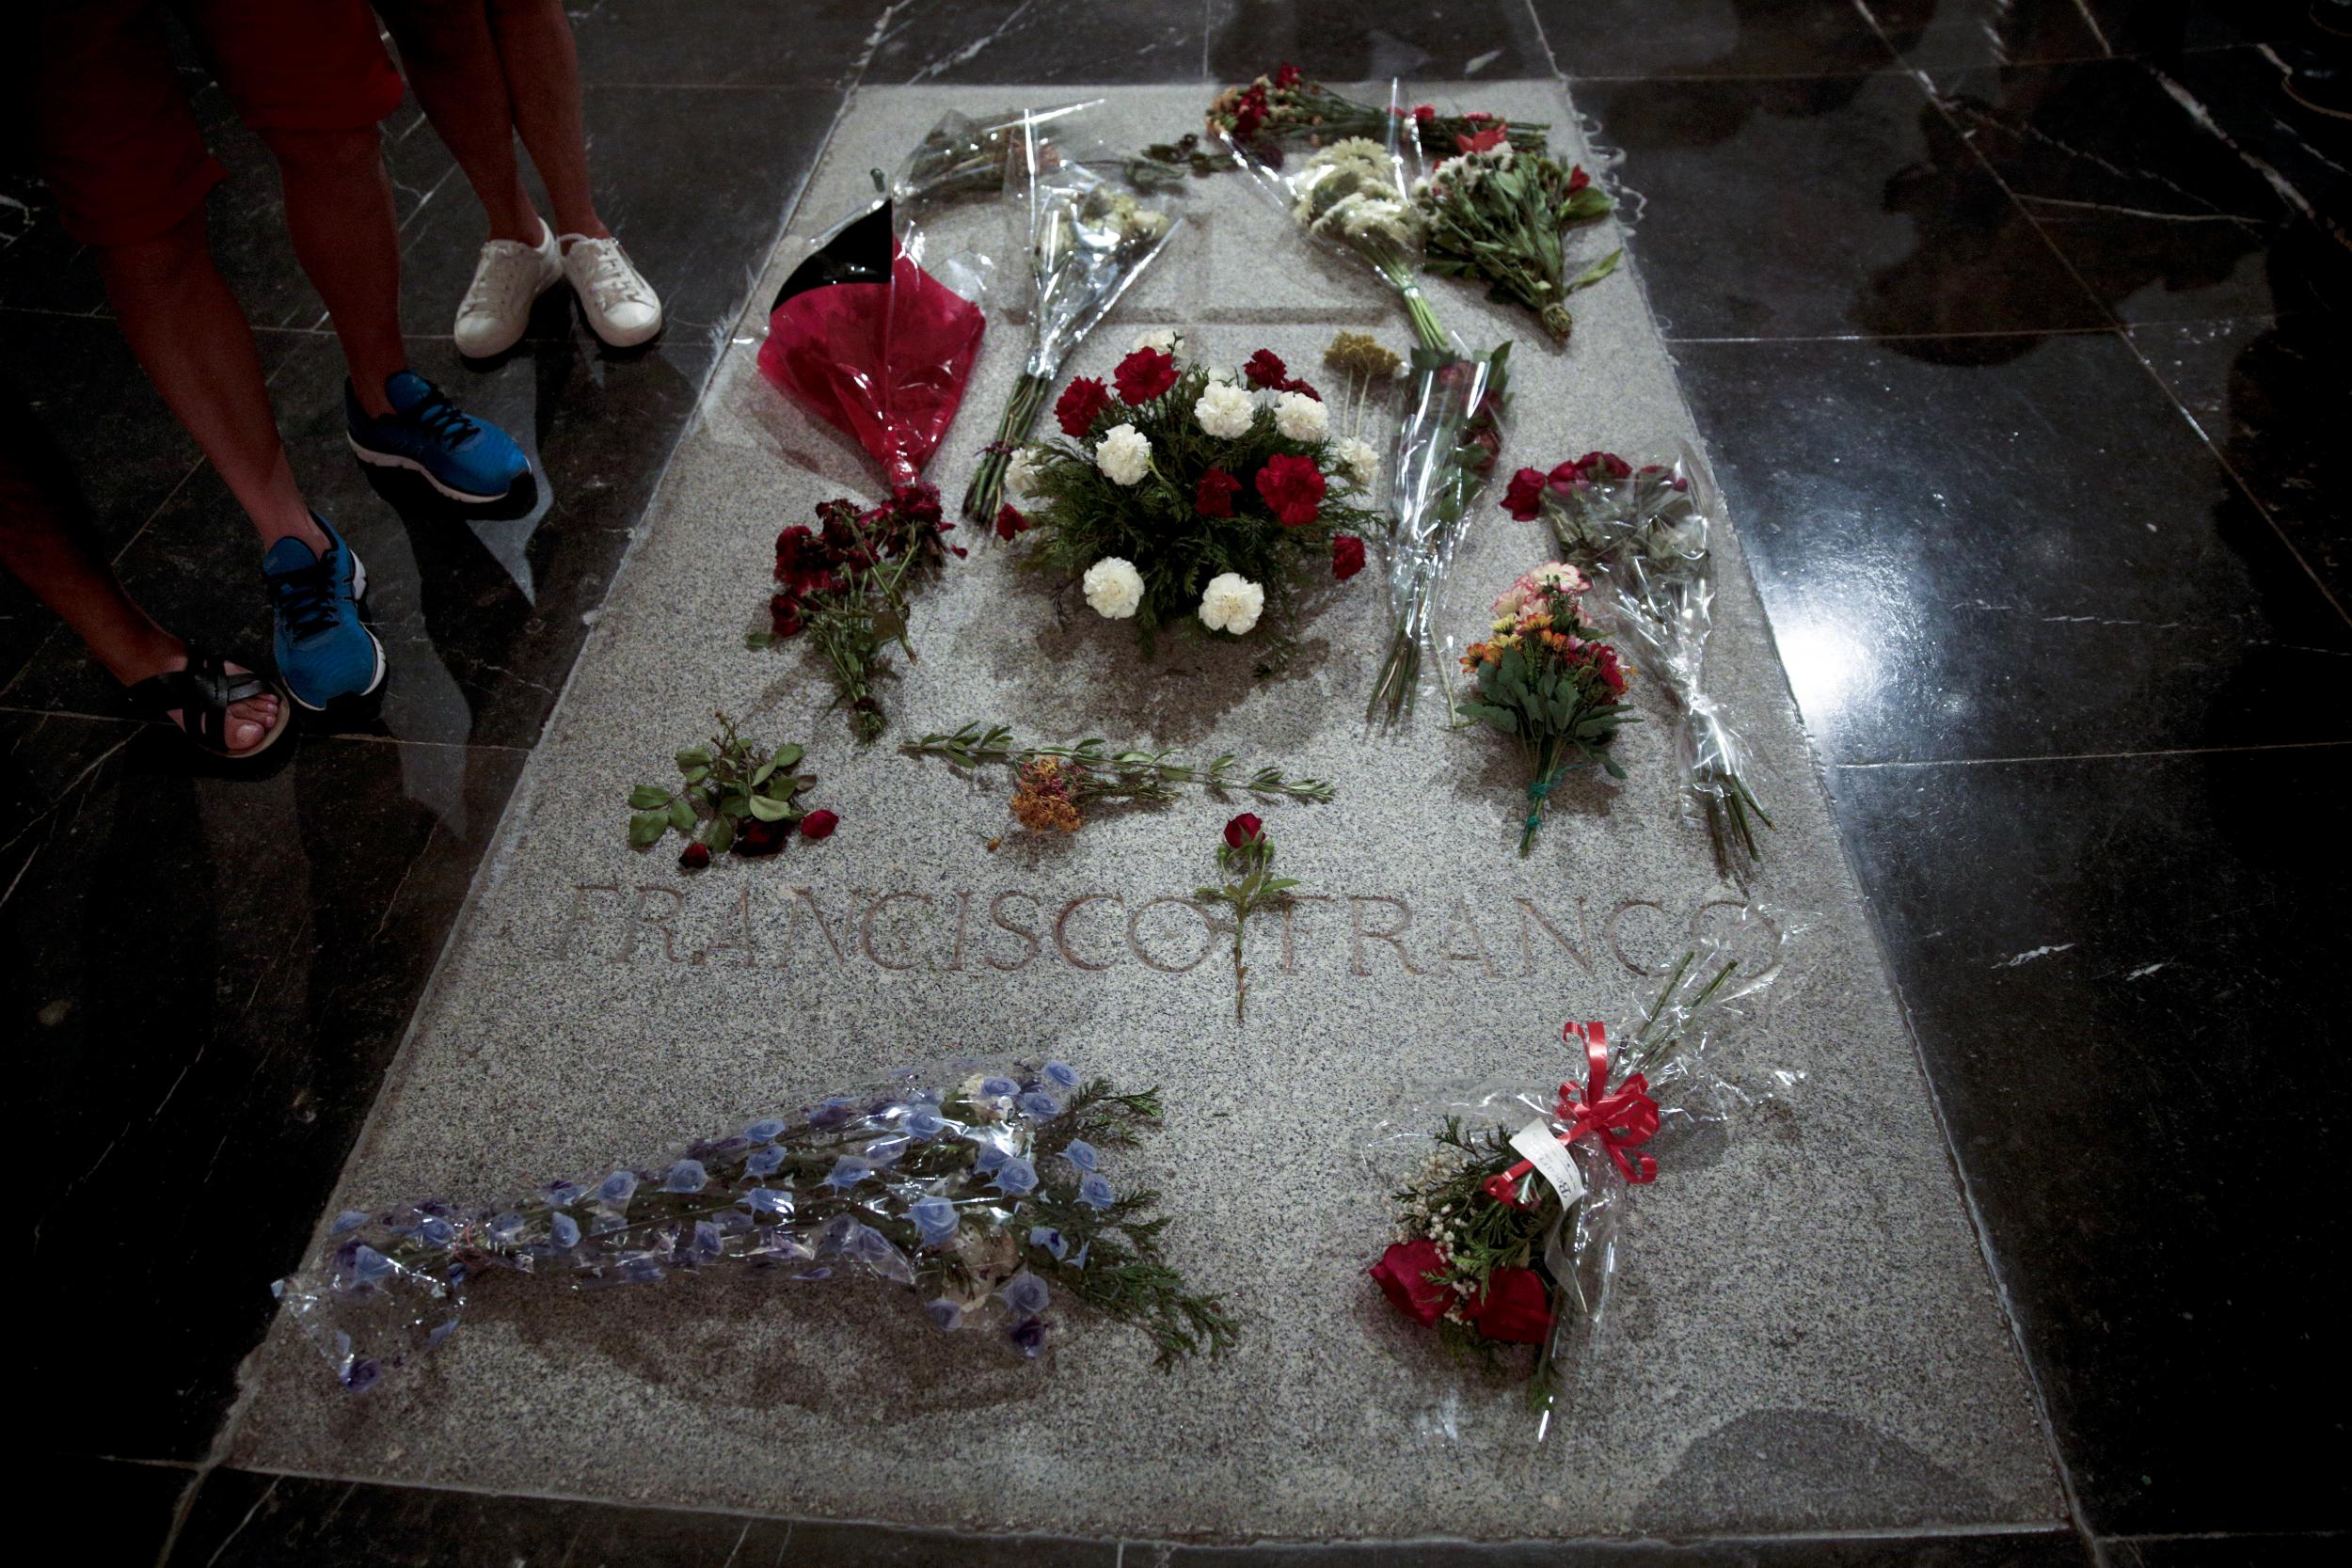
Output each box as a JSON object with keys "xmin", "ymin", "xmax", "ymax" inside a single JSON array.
[
  {"xmin": 1197, "ymin": 572, "xmax": 1264, "ymax": 636},
  {"xmin": 1273, "ymin": 390, "xmax": 1327, "ymax": 443},
  {"xmin": 1005, "ymin": 446, "xmax": 1044, "ymax": 502},
  {"xmin": 1330, "ymin": 436, "xmax": 1379, "ymax": 490},
  {"xmin": 1193, "ymin": 380, "xmax": 1256, "ymax": 440},
  {"xmin": 1093, "ymin": 422, "xmax": 1152, "ymax": 486},
  {"xmin": 1130, "ymin": 328, "xmax": 1184, "ymax": 357},
  {"xmin": 1082, "ymin": 557, "xmax": 1146, "ymax": 620}
]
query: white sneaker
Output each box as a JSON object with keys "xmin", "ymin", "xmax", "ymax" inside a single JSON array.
[
  {"xmin": 453, "ymin": 220, "xmax": 562, "ymax": 357},
  {"xmin": 561, "ymin": 234, "xmax": 664, "ymax": 348}
]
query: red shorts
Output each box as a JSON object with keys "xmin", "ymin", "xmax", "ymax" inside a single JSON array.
[{"xmin": 28, "ymin": 1, "xmax": 406, "ymax": 247}]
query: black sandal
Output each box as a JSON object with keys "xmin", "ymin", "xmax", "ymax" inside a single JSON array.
[{"xmin": 124, "ymin": 646, "xmax": 294, "ymax": 759}]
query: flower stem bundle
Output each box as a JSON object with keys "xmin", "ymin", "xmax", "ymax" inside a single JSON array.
[
  {"xmin": 1194, "ymin": 814, "xmax": 1300, "ymax": 1022},
  {"xmin": 1455, "ymin": 563, "xmax": 1639, "ymax": 855},
  {"xmin": 964, "ymin": 115, "xmax": 1185, "ymax": 525},
  {"xmin": 905, "ymin": 721, "xmax": 1335, "ymax": 833},
  {"xmin": 1207, "ymin": 64, "xmax": 1545, "ymax": 166},
  {"xmin": 276, "ymin": 1064, "xmax": 1236, "ymax": 1391},
  {"xmin": 748, "ymin": 483, "xmax": 960, "ymax": 742},
  {"xmin": 1509, "ymin": 451, "xmax": 1772, "ymax": 879},
  {"xmin": 1414, "ymin": 132, "xmax": 1620, "ymax": 345}
]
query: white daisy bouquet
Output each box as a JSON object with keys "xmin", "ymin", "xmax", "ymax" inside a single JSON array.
[
  {"xmin": 998, "ymin": 336, "xmax": 1381, "ymax": 663},
  {"xmin": 273, "ymin": 1062, "xmax": 1235, "ymax": 1391},
  {"xmin": 963, "ymin": 114, "xmax": 1187, "ymax": 526}
]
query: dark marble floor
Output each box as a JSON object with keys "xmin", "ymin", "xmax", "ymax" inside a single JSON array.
[{"xmin": 5, "ymin": 2, "xmax": 2343, "ymax": 1564}]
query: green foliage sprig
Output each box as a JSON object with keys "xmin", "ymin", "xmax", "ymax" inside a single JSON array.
[
  {"xmin": 1194, "ymin": 817, "xmax": 1300, "ymax": 1022},
  {"xmin": 906, "ymin": 721, "xmax": 1335, "ymax": 812},
  {"xmin": 1416, "ymin": 144, "xmax": 1620, "ymax": 344},
  {"xmin": 625, "ymin": 712, "xmax": 814, "ymax": 857}
]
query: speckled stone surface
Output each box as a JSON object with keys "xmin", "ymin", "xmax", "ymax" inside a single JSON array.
[{"xmin": 224, "ymin": 84, "xmax": 2061, "ymax": 1543}]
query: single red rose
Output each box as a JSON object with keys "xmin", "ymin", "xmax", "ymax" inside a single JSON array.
[
  {"xmin": 1196, "ymin": 467, "xmax": 1241, "ymax": 518},
  {"xmin": 1277, "ymin": 375, "xmax": 1322, "ymax": 401},
  {"xmin": 1113, "ymin": 346, "xmax": 1179, "ymax": 405},
  {"xmin": 800, "ymin": 808, "xmax": 839, "ymax": 841},
  {"xmin": 774, "ymin": 524, "xmax": 835, "ymax": 593},
  {"xmin": 1455, "ymin": 124, "xmax": 1509, "ymax": 155},
  {"xmin": 1547, "ymin": 460, "xmax": 1583, "ymax": 492},
  {"xmin": 1223, "ymin": 812, "xmax": 1263, "ymax": 848},
  {"xmin": 1254, "ymin": 452, "xmax": 1327, "ymax": 527},
  {"xmin": 1567, "ymin": 164, "xmax": 1591, "ymax": 194},
  {"xmin": 1273, "ymin": 62, "xmax": 1301, "ymax": 88},
  {"xmin": 1370, "ymin": 1239, "xmax": 1450, "ymax": 1327},
  {"xmin": 994, "ymin": 502, "xmax": 1030, "ymax": 541},
  {"xmin": 1055, "ymin": 376, "xmax": 1112, "ymax": 437},
  {"xmin": 1576, "ymin": 450, "xmax": 1632, "ymax": 481},
  {"xmin": 733, "ymin": 816, "xmax": 792, "ymax": 856},
  {"xmin": 1412, "ymin": 104, "xmax": 1437, "ymax": 124},
  {"xmin": 1467, "ymin": 1265, "xmax": 1554, "ymax": 1345},
  {"xmin": 1463, "ymin": 421, "xmax": 1501, "ymax": 473},
  {"xmin": 1587, "ymin": 643, "xmax": 1629, "ymax": 697},
  {"xmin": 1331, "ymin": 533, "xmax": 1366, "ymax": 580},
  {"xmin": 768, "ymin": 592, "xmax": 804, "ymax": 639},
  {"xmin": 1242, "ymin": 348, "xmax": 1289, "ymax": 389},
  {"xmin": 1502, "ymin": 467, "xmax": 1546, "ymax": 521},
  {"xmin": 678, "ymin": 841, "xmax": 711, "ymax": 870}
]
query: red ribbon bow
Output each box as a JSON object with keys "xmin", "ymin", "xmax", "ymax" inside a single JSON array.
[{"xmin": 1483, "ymin": 1022, "xmax": 1661, "ymax": 1209}]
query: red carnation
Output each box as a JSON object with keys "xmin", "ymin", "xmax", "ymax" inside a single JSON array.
[
  {"xmin": 1413, "ymin": 104, "xmax": 1436, "ymax": 124},
  {"xmin": 1055, "ymin": 376, "xmax": 1111, "ymax": 437},
  {"xmin": 1233, "ymin": 82, "xmax": 1269, "ymax": 136},
  {"xmin": 1242, "ymin": 348, "xmax": 1288, "ymax": 389},
  {"xmin": 1456, "ymin": 124, "xmax": 1509, "ymax": 155},
  {"xmin": 994, "ymin": 503, "xmax": 1030, "ymax": 541},
  {"xmin": 1502, "ymin": 467, "xmax": 1546, "ymax": 521},
  {"xmin": 1331, "ymin": 533, "xmax": 1365, "ymax": 580},
  {"xmin": 1278, "ymin": 375, "xmax": 1322, "ymax": 401},
  {"xmin": 1196, "ymin": 467, "xmax": 1241, "ymax": 518},
  {"xmin": 678, "ymin": 841, "xmax": 711, "ymax": 870},
  {"xmin": 1254, "ymin": 452, "xmax": 1326, "ymax": 527},
  {"xmin": 1223, "ymin": 812, "xmax": 1264, "ymax": 848},
  {"xmin": 1577, "ymin": 450, "xmax": 1633, "ymax": 480},
  {"xmin": 799, "ymin": 808, "xmax": 839, "ymax": 841},
  {"xmin": 1568, "ymin": 165, "xmax": 1592, "ymax": 194},
  {"xmin": 1273, "ymin": 62, "xmax": 1301, "ymax": 88},
  {"xmin": 1371, "ymin": 1240, "xmax": 1450, "ymax": 1327},
  {"xmin": 1466, "ymin": 1266, "xmax": 1553, "ymax": 1344},
  {"xmin": 1113, "ymin": 346, "xmax": 1179, "ymax": 404},
  {"xmin": 768, "ymin": 593, "xmax": 804, "ymax": 639}
]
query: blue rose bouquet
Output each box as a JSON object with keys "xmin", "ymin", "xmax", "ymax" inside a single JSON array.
[{"xmin": 274, "ymin": 1064, "xmax": 1234, "ymax": 1391}]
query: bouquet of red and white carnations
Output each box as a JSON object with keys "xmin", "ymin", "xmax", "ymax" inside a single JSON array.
[
  {"xmin": 1000, "ymin": 338, "xmax": 1382, "ymax": 662},
  {"xmin": 1369, "ymin": 918, "xmax": 1798, "ymax": 1434}
]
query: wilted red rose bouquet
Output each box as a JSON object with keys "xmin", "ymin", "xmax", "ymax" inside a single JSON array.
[{"xmin": 1002, "ymin": 338, "xmax": 1379, "ymax": 663}]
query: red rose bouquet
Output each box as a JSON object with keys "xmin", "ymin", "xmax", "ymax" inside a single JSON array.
[
  {"xmin": 1004, "ymin": 338, "xmax": 1379, "ymax": 662},
  {"xmin": 1372, "ymin": 927, "xmax": 1796, "ymax": 1430},
  {"xmin": 1207, "ymin": 64, "xmax": 1545, "ymax": 170}
]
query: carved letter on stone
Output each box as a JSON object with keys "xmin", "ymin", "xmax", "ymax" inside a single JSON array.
[
  {"xmin": 623, "ymin": 885, "xmax": 686, "ymax": 964},
  {"xmin": 1691, "ymin": 899, "xmax": 1782, "ymax": 982},
  {"xmin": 987, "ymin": 891, "xmax": 1042, "ymax": 972},
  {"xmin": 1348, "ymin": 895, "xmax": 1422, "ymax": 976},
  {"xmin": 1054, "ymin": 893, "xmax": 1125, "ymax": 972},
  {"xmin": 1605, "ymin": 899, "xmax": 1670, "ymax": 977},
  {"xmin": 694, "ymin": 884, "xmax": 758, "ymax": 968},
  {"xmin": 1435, "ymin": 896, "xmax": 1502, "ymax": 979},
  {"xmin": 1126, "ymin": 896, "xmax": 1216, "ymax": 974},
  {"xmin": 1515, "ymin": 895, "xmax": 1595, "ymax": 977},
  {"xmin": 556, "ymin": 882, "xmax": 620, "ymax": 958},
  {"xmin": 860, "ymin": 891, "xmax": 935, "ymax": 972},
  {"xmin": 780, "ymin": 887, "xmax": 851, "ymax": 968},
  {"xmin": 946, "ymin": 889, "xmax": 973, "ymax": 972},
  {"xmin": 1276, "ymin": 893, "xmax": 1334, "ymax": 974}
]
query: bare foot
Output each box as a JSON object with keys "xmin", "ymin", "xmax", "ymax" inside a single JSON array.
[{"xmin": 149, "ymin": 648, "xmax": 284, "ymax": 755}]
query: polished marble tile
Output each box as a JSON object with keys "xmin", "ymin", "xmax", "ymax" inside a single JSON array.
[
  {"xmin": 1676, "ymin": 330, "xmax": 2352, "ymax": 764},
  {"xmin": 1577, "ymin": 69, "xmax": 2105, "ymax": 340},
  {"xmin": 3, "ymin": 328, "xmax": 717, "ymax": 748},
  {"xmin": 866, "ymin": 0, "xmax": 1207, "ymax": 85},
  {"xmin": 2077, "ymin": 0, "xmax": 2301, "ymax": 56},
  {"xmin": 1834, "ymin": 746, "xmax": 2349, "ymax": 1534},
  {"xmin": 2104, "ymin": 1532, "xmax": 2351, "ymax": 1567},
  {"xmin": 1149, "ymin": 1533, "xmax": 2089, "ymax": 1565},
  {"xmin": 1863, "ymin": 0, "xmax": 2111, "ymax": 70},
  {"xmin": 30, "ymin": 1453, "xmax": 191, "ymax": 1566},
  {"xmin": 2129, "ymin": 311, "xmax": 2351, "ymax": 612},
  {"xmin": 1209, "ymin": 0, "xmax": 1556, "ymax": 82},
  {"xmin": 567, "ymin": 0, "xmax": 881, "ymax": 87},
  {"xmin": 7, "ymin": 713, "xmax": 529, "ymax": 1460},
  {"xmin": 390, "ymin": 83, "xmax": 845, "ymax": 355},
  {"xmin": 1931, "ymin": 54, "xmax": 2350, "ymax": 323},
  {"xmin": 1544, "ymin": 0, "xmax": 1897, "ymax": 78}
]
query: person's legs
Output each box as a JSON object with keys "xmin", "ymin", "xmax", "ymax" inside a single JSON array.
[
  {"xmin": 0, "ymin": 404, "xmax": 282, "ymax": 752},
  {"xmin": 262, "ymin": 124, "xmax": 408, "ymax": 419},
  {"xmin": 485, "ymin": 0, "xmax": 605, "ymax": 239},
  {"xmin": 375, "ymin": 0, "xmax": 543, "ymax": 245}
]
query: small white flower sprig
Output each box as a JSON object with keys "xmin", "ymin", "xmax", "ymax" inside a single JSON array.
[{"xmin": 999, "ymin": 336, "xmax": 1381, "ymax": 667}]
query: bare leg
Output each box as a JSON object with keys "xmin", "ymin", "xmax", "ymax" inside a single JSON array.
[
  {"xmin": 486, "ymin": 0, "xmax": 608, "ymax": 239},
  {"xmin": 378, "ymin": 0, "xmax": 544, "ymax": 245},
  {"xmin": 0, "ymin": 425, "xmax": 279, "ymax": 751},
  {"xmin": 262, "ymin": 124, "xmax": 407, "ymax": 417},
  {"xmin": 95, "ymin": 206, "xmax": 326, "ymax": 555}
]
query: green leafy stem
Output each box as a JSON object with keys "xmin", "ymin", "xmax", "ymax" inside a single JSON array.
[{"xmin": 905, "ymin": 721, "xmax": 1336, "ymax": 806}]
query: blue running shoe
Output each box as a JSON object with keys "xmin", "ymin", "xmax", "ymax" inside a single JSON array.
[
  {"xmin": 344, "ymin": 370, "xmax": 529, "ymax": 503},
  {"xmin": 263, "ymin": 516, "xmax": 386, "ymax": 710}
]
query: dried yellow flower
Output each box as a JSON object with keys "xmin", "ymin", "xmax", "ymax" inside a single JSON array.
[{"xmin": 1324, "ymin": 331, "xmax": 1403, "ymax": 380}]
